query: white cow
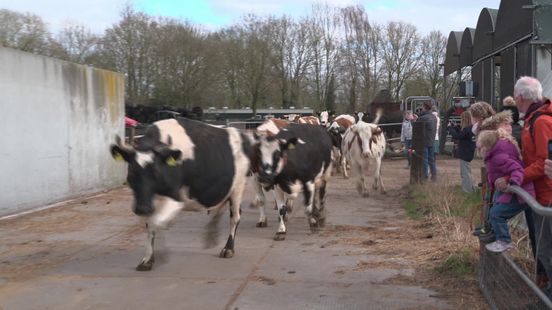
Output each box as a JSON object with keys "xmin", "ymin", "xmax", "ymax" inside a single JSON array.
[
  {"xmin": 320, "ymin": 111, "xmax": 330, "ymax": 126},
  {"xmin": 341, "ymin": 120, "xmax": 386, "ymax": 197}
]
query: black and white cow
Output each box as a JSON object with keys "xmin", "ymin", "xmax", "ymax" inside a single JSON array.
[
  {"xmin": 256, "ymin": 123, "xmax": 333, "ymax": 240},
  {"xmin": 110, "ymin": 118, "xmax": 252, "ymax": 271}
]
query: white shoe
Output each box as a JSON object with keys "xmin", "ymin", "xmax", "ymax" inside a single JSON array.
[{"xmin": 485, "ymin": 240, "xmax": 513, "ymax": 253}]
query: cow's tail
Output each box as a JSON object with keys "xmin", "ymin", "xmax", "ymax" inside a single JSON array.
[
  {"xmin": 203, "ymin": 204, "xmax": 225, "ymax": 249},
  {"xmin": 372, "ymin": 108, "xmax": 383, "ymax": 124}
]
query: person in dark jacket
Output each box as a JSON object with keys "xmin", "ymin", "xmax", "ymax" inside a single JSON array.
[
  {"xmin": 416, "ymin": 101, "xmax": 438, "ymax": 181},
  {"xmin": 448, "ymin": 110, "xmax": 476, "ymax": 192}
]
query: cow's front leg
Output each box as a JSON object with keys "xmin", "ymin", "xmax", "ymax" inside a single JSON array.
[
  {"xmin": 137, "ymin": 221, "xmax": 156, "ymax": 271},
  {"xmin": 373, "ymin": 160, "xmax": 386, "ymax": 194},
  {"xmin": 352, "ymin": 161, "xmax": 368, "ymax": 197},
  {"xmin": 273, "ymin": 187, "xmax": 287, "ymax": 241},
  {"xmin": 252, "ymin": 179, "xmax": 268, "ymax": 227},
  {"xmin": 302, "ymin": 181, "xmax": 318, "ymax": 231},
  {"xmin": 220, "ymin": 190, "xmax": 242, "ymax": 258},
  {"xmin": 316, "ymin": 180, "xmax": 328, "ymax": 228},
  {"xmin": 341, "ymin": 154, "xmax": 349, "ymax": 178}
]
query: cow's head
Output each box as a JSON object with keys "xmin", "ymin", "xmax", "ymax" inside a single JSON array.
[
  {"xmin": 256, "ymin": 135, "xmax": 300, "ymax": 185},
  {"xmin": 327, "ymin": 121, "xmax": 345, "ymax": 148},
  {"xmin": 319, "ymin": 111, "xmax": 329, "ymax": 126},
  {"xmin": 110, "ymin": 136, "xmax": 182, "ymax": 216},
  {"xmin": 351, "ymin": 122, "xmax": 382, "ymax": 158}
]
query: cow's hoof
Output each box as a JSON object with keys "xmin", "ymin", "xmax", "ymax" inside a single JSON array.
[
  {"xmin": 219, "ymin": 248, "xmax": 234, "ymax": 258},
  {"xmin": 256, "ymin": 220, "xmax": 268, "ymax": 227},
  {"xmin": 136, "ymin": 259, "xmax": 153, "ymax": 271},
  {"xmin": 318, "ymin": 218, "xmax": 326, "ymax": 228},
  {"xmin": 381, "ymin": 190, "xmax": 387, "ymax": 195},
  {"xmin": 362, "ymin": 192, "xmax": 370, "ymax": 198},
  {"xmin": 309, "ymin": 224, "xmax": 320, "ymax": 233},
  {"xmin": 274, "ymin": 232, "xmax": 286, "ymax": 241}
]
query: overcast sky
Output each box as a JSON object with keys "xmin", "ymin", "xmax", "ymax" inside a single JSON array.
[{"xmin": 1, "ymin": 0, "xmax": 502, "ymax": 36}]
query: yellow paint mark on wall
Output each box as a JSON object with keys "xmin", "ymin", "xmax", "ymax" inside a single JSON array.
[{"xmin": 98, "ymin": 70, "xmax": 124, "ymax": 125}]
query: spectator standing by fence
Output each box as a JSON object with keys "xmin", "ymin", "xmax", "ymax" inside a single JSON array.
[
  {"xmin": 432, "ymin": 107, "xmax": 441, "ymax": 154},
  {"xmin": 448, "ymin": 111, "xmax": 476, "ymax": 193},
  {"xmin": 416, "ymin": 101, "xmax": 437, "ymax": 181},
  {"xmin": 477, "ymin": 128, "xmax": 535, "ymax": 252},
  {"xmin": 501, "ymin": 96, "xmax": 522, "ymax": 147},
  {"xmin": 401, "ymin": 111, "xmax": 414, "ymax": 168},
  {"xmin": 469, "ymin": 101, "xmax": 496, "ymax": 135},
  {"xmin": 496, "ymin": 76, "xmax": 552, "ymax": 296}
]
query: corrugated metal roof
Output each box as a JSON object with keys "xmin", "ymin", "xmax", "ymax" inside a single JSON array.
[
  {"xmin": 494, "ymin": 0, "xmax": 533, "ymax": 50},
  {"xmin": 473, "ymin": 8, "xmax": 498, "ymax": 61},
  {"xmin": 444, "ymin": 31, "xmax": 463, "ymax": 75},
  {"xmin": 460, "ymin": 28, "xmax": 476, "ymax": 67}
]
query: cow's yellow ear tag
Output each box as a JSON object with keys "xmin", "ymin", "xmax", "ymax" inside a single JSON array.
[
  {"xmin": 166, "ymin": 156, "xmax": 177, "ymax": 166},
  {"xmin": 288, "ymin": 144, "xmax": 295, "ymax": 150},
  {"xmin": 113, "ymin": 152, "xmax": 124, "ymax": 161}
]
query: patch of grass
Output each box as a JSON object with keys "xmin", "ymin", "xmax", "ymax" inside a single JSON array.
[
  {"xmin": 449, "ymin": 185, "xmax": 481, "ymax": 218},
  {"xmin": 437, "ymin": 249, "xmax": 476, "ymax": 277},
  {"xmin": 402, "ymin": 185, "xmax": 430, "ymax": 219},
  {"xmin": 403, "ymin": 200, "xmax": 423, "ymax": 220}
]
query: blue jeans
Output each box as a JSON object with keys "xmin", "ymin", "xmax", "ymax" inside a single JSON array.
[
  {"xmin": 404, "ymin": 140, "xmax": 412, "ymax": 166},
  {"xmin": 489, "ymin": 191, "xmax": 527, "ymax": 243},
  {"xmin": 422, "ymin": 146, "xmax": 437, "ymax": 180}
]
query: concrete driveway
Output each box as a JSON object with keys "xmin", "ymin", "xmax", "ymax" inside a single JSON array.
[{"xmin": 0, "ymin": 159, "xmax": 460, "ymax": 310}]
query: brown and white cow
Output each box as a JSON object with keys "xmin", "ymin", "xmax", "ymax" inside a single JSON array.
[
  {"xmin": 297, "ymin": 115, "xmax": 321, "ymax": 125},
  {"xmin": 285, "ymin": 114, "xmax": 321, "ymax": 125},
  {"xmin": 110, "ymin": 118, "xmax": 253, "ymax": 271},
  {"xmin": 341, "ymin": 120, "xmax": 386, "ymax": 197}
]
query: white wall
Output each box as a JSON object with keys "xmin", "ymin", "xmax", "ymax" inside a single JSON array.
[
  {"xmin": 536, "ymin": 46, "xmax": 552, "ymax": 98},
  {"xmin": 0, "ymin": 47, "xmax": 125, "ymax": 216}
]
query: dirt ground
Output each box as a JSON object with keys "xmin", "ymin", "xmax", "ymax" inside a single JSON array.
[{"xmin": 0, "ymin": 156, "xmax": 489, "ymax": 309}]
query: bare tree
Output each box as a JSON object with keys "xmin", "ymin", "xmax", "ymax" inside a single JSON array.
[
  {"xmin": 151, "ymin": 19, "xmax": 211, "ymax": 108},
  {"xmin": 53, "ymin": 22, "xmax": 99, "ymax": 64},
  {"xmin": 102, "ymin": 5, "xmax": 157, "ymax": 105},
  {"xmin": 0, "ymin": 9, "xmax": 51, "ymax": 54},
  {"xmin": 419, "ymin": 31, "xmax": 447, "ymax": 99},
  {"xmin": 212, "ymin": 27, "xmax": 246, "ymax": 108},
  {"xmin": 307, "ymin": 4, "xmax": 341, "ymax": 112},
  {"xmin": 266, "ymin": 16, "xmax": 315, "ymax": 108},
  {"xmin": 217, "ymin": 15, "xmax": 274, "ymax": 113},
  {"xmin": 339, "ymin": 5, "xmax": 383, "ymax": 112},
  {"xmin": 380, "ymin": 21, "xmax": 421, "ymax": 101}
]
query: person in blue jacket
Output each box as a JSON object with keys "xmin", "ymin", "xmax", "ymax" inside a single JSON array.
[{"xmin": 447, "ymin": 110, "xmax": 476, "ymax": 192}]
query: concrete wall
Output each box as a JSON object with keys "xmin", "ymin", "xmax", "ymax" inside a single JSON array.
[
  {"xmin": 536, "ymin": 46, "xmax": 552, "ymax": 98},
  {"xmin": 0, "ymin": 47, "xmax": 125, "ymax": 216}
]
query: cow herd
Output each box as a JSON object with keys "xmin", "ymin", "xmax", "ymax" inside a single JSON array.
[{"xmin": 110, "ymin": 111, "xmax": 387, "ymax": 271}]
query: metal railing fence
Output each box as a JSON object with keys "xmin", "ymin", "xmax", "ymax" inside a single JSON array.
[{"xmin": 478, "ymin": 184, "xmax": 552, "ymax": 309}]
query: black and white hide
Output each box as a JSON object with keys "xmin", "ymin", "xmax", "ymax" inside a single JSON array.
[
  {"xmin": 256, "ymin": 123, "xmax": 333, "ymax": 241},
  {"xmin": 110, "ymin": 118, "xmax": 252, "ymax": 271}
]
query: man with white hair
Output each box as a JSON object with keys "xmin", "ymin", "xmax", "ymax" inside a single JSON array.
[{"xmin": 496, "ymin": 76, "xmax": 552, "ymax": 295}]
